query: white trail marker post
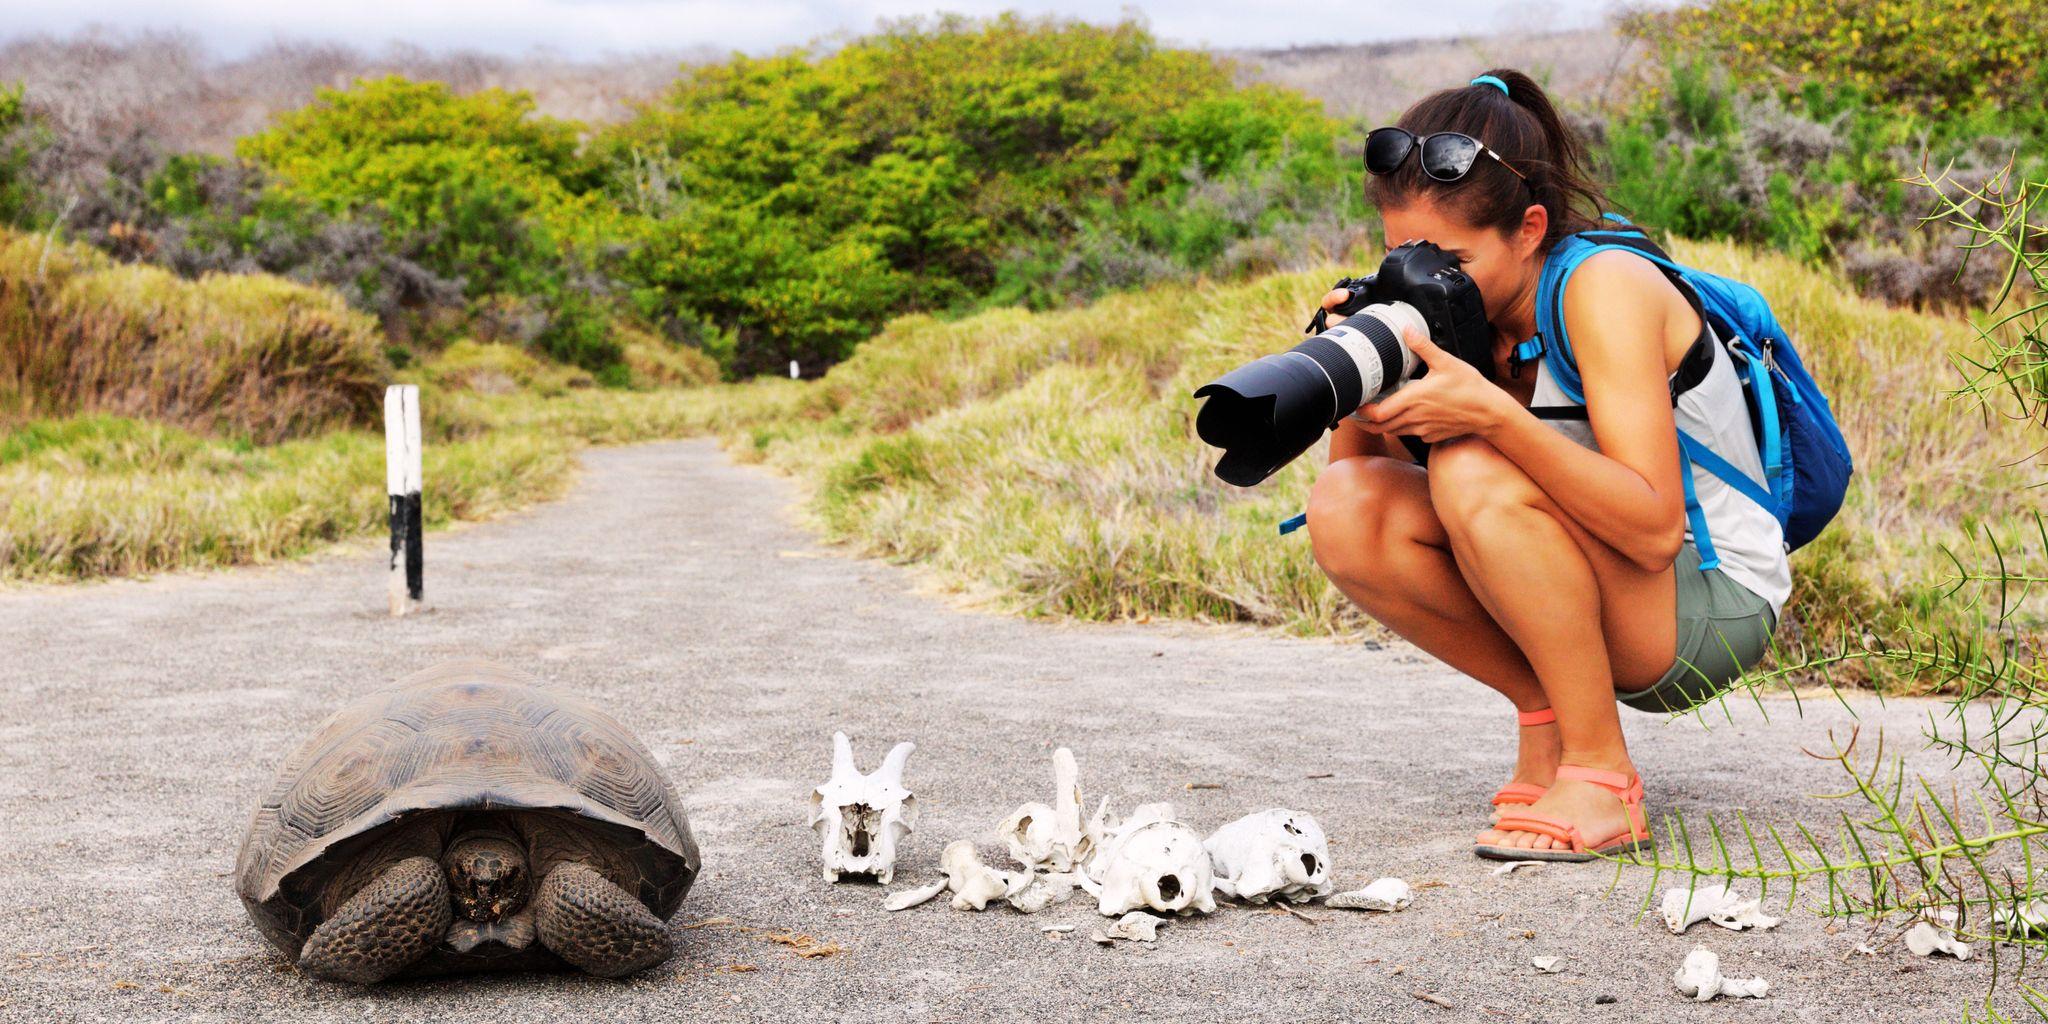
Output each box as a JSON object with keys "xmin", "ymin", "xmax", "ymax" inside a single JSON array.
[{"xmin": 384, "ymin": 385, "xmax": 423, "ymax": 616}]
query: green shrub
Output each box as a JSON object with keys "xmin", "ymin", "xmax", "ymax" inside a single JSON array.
[
  {"xmin": 595, "ymin": 14, "xmax": 1358, "ymax": 373},
  {"xmin": 1631, "ymin": 0, "xmax": 2048, "ymax": 112}
]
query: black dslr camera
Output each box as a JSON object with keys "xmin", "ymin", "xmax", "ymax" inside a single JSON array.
[{"xmin": 1192, "ymin": 241, "xmax": 1493, "ymax": 487}]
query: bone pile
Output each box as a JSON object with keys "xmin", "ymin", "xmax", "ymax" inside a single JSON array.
[{"xmin": 812, "ymin": 738, "xmax": 1413, "ymax": 935}]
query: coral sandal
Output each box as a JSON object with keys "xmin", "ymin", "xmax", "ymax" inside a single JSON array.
[
  {"xmin": 1487, "ymin": 708, "xmax": 1556, "ymax": 814},
  {"xmin": 1474, "ymin": 765, "xmax": 1655, "ymax": 863}
]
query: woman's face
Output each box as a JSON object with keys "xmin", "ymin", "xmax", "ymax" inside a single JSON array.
[{"xmin": 1378, "ymin": 195, "xmax": 1546, "ymax": 327}]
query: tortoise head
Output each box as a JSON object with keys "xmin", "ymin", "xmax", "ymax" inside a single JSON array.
[{"xmin": 441, "ymin": 831, "xmax": 531, "ymax": 922}]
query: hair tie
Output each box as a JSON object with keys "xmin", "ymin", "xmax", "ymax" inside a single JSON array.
[{"xmin": 1469, "ymin": 74, "xmax": 1509, "ymax": 96}]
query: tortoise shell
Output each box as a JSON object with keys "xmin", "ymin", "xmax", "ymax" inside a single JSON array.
[{"xmin": 234, "ymin": 659, "xmax": 698, "ymax": 961}]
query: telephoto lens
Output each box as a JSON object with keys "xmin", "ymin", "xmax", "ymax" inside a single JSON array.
[{"xmin": 1193, "ymin": 302, "xmax": 1427, "ymax": 487}]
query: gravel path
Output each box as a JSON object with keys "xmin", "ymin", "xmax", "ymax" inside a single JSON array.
[{"xmin": 0, "ymin": 439, "xmax": 2012, "ymax": 1022}]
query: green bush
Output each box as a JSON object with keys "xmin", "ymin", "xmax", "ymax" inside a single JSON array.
[
  {"xmin": 595, "ymin": 14, "xmax": 1359, "ymax": 373},
  {"xmin": 1630, "ymin": 0, "xmax": 2048, "ymax": 112}
]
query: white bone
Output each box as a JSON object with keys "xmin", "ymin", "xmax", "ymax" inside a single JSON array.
[
  {"xmin": 1203, "ymin": 808, "xmax": 1334, "ymax": 904},
  {"xmin": 1007, "ymin": 871, "xmax": 1077, "ymax": 914},
  {"xmin": 999, "ymin": 801, "xmax": 1059, "ymax": 868},
  {"xmin": 999, "ymin": 748, "xmax": 1107, "ymax": 872},
  {"xmin": 1673, "ymin": 947, "xmax": 1769, "ymax": 1001},
  {"xmin": 1661, "ymin": 884, "xmax": 1781, "ymax": 933},
  {"xmin": 1531, "ymin": 956, "xmax": 1562, "ymax": 974},
  {"xmin": 1710, "ymin": 897, "xmax": 1782, "ymax": 932},
  {"xmin": 1994, "ymin": 900, "xmax": 2048, "ymax": 938},
  {"xmin": 940, "ymin": 841, "xmax": 1030, "ymax": 911},
  {"xmin": 883, "ymin": 878, "xmax": 947, "ymax": 911},
  {"xmin": 811, "ymin": 732, "xmax": 918, "ymax": 884},
  {"xmin": 1078, "ymin": 803, "xmax": 1217, "ymax": 917},
  {"xmin": 1104, "ymin": 911, "xmax": 1165, "ymax": 942},
  {"xmin": 1905, "ymin": 909, "xmax": 1973, "ymax": 960},
  {"xmin": 1326, "ymin": 877, "xmax": 1412, "ymax": 912},
  {"xmin": 1491, "ymin": 860, "xmax": 1543, "ymax": 876}
]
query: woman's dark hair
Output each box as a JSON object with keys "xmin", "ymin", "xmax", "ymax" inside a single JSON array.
[{"xmin": 1366, "ymin": 68, "xmax": 1608, "ymax": 252}]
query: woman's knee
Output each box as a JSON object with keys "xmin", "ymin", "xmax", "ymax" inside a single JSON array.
[
  {"xmin": 1427, "ymin": 436, "xmax": 1543, "ymax": 531},
  {"xmin": 1306, "ymin": 456, "xmax": 1419, "ymax": 581}
]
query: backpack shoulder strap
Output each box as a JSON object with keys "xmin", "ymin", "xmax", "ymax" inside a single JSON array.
[{"xmin": 1525, "ymin": 225, "xmax": 1710, "ymax": 410}]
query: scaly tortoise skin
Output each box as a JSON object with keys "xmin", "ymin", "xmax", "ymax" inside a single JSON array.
[{"xmin": 234, "ymin": 659, "xmax": 699, "ymax": 982}]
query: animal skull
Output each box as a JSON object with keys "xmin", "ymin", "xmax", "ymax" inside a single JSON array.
[
  {"xmin": 1077, "ymin": 803, "xmax": 1216, "ymax": 917},
  {"xmin": 998, "ymin": 748, "xmax": 1108, "ymax": 872},
  {"xmin": 811, "ymin": 732, "xmax": 917, "ymax": 884},
  {"xmin": 1203, "ymin": 808, "xmax": 1333, "ymax": 904}
]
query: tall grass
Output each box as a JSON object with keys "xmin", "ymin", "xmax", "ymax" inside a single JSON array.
[
  {"xmin": 0, "ymin": 228, "xmax": 387, "ymax": 443},
  {"xmin": 0, "ymin": 414, "xmax": 572, "ymax": 580}
]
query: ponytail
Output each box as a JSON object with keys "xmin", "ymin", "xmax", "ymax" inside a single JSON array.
[{"xmin": 1365, "ymin": 67, "xmax": 1608, "ymax": 250}]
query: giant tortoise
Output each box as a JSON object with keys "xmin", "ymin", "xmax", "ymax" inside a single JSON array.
[{"xmin": 234, "ymin": 659, "xmax": 700, "ymax": 983}]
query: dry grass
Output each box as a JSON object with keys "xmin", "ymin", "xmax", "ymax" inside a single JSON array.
[
  {"xmin": 0, "ymin": 228, "xmax": 386, "ymax": 443},
  {"xmin": 5, "ymin": 230, "xmax": 2033, "ymax": 693},
  {"xmin": 720, "ymin": 238, "xmax": 2041, "ymax": 689}
]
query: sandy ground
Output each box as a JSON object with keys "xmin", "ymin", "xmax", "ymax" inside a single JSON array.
[{"xmin": 0, "ymin": 439, "xmax": 2017, "ymax": 1022}]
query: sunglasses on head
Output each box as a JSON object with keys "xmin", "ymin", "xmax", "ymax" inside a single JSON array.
[{"xmin": 1364, "ymin": 127, "xmax": 1528, "ymax": 184}]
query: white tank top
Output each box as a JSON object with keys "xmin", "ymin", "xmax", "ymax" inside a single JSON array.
[{"xmin": 1528, "ymin": 320, "xmax": 1793, "ymax": 619}]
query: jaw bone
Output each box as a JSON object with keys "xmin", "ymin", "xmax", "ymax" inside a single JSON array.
[
  {"xmin": 811, "ymin": 732, "xmax": 918, "ymax": 884},
  {"xmin": 1077, "ymin": 803, "xmax": 1217, "ymax": 917},
  {"xmin": 1203, "ymin": 808, "xmax": 1333, "ymax": 904},
  {"xmin": 998, "ymin": 748, "xmax": 1108, "ymax": 872}
]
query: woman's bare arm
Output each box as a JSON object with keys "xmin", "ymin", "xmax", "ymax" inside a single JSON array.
[{"xmin": 1480, "ymin": 251, "xmax": 1690, "ymax": 571}]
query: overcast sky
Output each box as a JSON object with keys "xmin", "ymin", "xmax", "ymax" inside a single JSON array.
[{"xmin": 1, "ymin": 0, "xmax": 1648, "ymax": 59}]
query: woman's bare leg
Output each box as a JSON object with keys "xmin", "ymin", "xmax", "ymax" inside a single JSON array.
[
  {"xmin": 1424, "ymin": 437, "xmax": 1677, "ymax": 852},
  {"xmin": 1307, "ymin": 455, "xmax": 1562, "ymax": 795}
]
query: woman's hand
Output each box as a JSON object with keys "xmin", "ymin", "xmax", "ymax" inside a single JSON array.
[{"xmin": 1354, "ymin": 327, "xmax": 1518, "ymax": 443}]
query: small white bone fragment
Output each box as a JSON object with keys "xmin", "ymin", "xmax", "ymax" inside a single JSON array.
[
  {"xmin": 1105, "ymin": 911, "xmax": 1165, "ymax": 942},
  {"xmin": 1077, "ymin": 803, "xmax": 1217, "ymax": 917},
  {"xmin": 1491, "ymin": 860, "xmax": 1543, "ymax": 876},
  {"xmin": 811, "ymin": 732, "xmax": 917, "ymax": 884},
  {"xmin": 882, "ymin": 878, "xmax": 947, "ymax": 912},
  {"xmin": 940, "ymin": 840, "xmax": 1030, "ymax": 911},
  {"xmin": 1326, "ymin": 877, "xmax": 1413, "ymax": 912},
  {"xmin": 1531, "ymin": 956, "xmax": 1562, "ymax": 974},
  {"xmin": 1204, "ymin": 809, "xmax": 1334, "ymax": 904},
  {"xmin": 1659, "ymin": 883, "xmax": 1732, "ymax": 933},
  {"xmin": 1904, "ymin": 909, "xmax": 1973, "ymax": 960},
  {"xmin": 1007, "ymin": 871, "xmax": 1077, "ymax": 914},
  {"xmin": 1994, "ymin": 900, "xmax": 2048, "ymax": 938},
  {"xmin": 1673, "ymin": 947, "xmax": 1769, "ymax": 1001},
  {"xmin": 999, "ymin": 748, "xmax": 1109, "ymax": 872}
]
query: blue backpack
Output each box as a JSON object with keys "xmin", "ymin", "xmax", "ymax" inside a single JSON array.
[{"xmin": 1514, "ymin": 214, "xmax": 1853, "ymax": 566}]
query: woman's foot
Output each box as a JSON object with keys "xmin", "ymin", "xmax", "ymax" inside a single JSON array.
[
  {"xmin": 1476, "ymin": 758, "xmax": 1646, "ymax": 855},
  {"xmin": 1489, "ymin": 708, "xmax": 1562, "ymax": 822}
]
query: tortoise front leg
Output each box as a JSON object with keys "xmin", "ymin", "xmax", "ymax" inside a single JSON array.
[
  {"xmin": 299, "ymin": 856, "xmax": 451, "ymax": 984},
  {"xmin": 531, "ymin": 863, "xmax": 671, "ymax": 977}
]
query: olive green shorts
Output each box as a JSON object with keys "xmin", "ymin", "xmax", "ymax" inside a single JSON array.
[{"xmin": 1616, "ymin": 542, "xmax": 1779, "ymax": 714}]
